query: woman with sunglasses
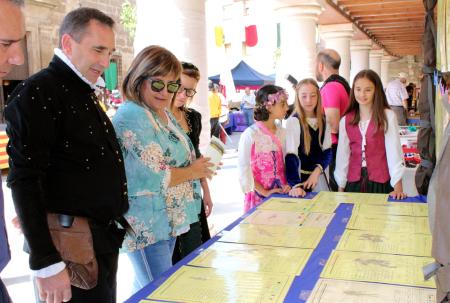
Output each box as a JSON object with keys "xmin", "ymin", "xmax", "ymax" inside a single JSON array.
[
  {"xmin": 170, "ymin": 62, "xmax": 213, "ymax": 264},
  {"xmin": 112, "ymin": 46, "xmax": 214, "ymax": 292}
]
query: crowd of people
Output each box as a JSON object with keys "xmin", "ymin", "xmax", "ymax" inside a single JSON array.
[{"xmin": 0, "ymin": 2, "xmax": 416, "ymax": 303}]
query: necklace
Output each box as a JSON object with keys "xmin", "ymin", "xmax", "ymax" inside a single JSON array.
[{"xmin": 173, "ymin": 108, "xmax": 191, "ymax": 133}]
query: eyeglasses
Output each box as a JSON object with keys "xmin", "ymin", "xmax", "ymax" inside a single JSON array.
[
  {"xmin": 147, "ymin": 78, "xmax": 180, "ymax": 94},
  {"xmin": 178, "ymin": 87, "xmax": 197, "ymax": 97}
]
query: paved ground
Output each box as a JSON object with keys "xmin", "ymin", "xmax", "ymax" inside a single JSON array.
[{"xmin": 2, "ymin": 131, "xmax": 244, "ymax": 302}]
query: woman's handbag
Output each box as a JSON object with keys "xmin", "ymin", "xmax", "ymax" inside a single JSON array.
[{"xmin": 47, "ymin": 214, "xmax": 98, "ymax": 289}]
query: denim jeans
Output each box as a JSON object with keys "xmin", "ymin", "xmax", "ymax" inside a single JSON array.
[
  {"xmin": 242, "ymin": 108, "xmax": 254, "ymax": 126},
  {"xmin": 127, "ymin": 238, "xmax": 176, "ymax": 293}
]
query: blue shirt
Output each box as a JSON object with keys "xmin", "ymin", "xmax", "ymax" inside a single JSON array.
[{"xmin": 112, "ymin": 101, "xmax": 201, "ymax": 253}]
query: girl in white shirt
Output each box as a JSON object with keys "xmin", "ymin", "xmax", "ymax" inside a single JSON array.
[{"xmin": 334, "ymin": 69, "xmax": 406, "ymax": 199}]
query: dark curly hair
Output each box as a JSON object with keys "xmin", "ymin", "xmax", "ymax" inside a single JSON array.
[{"xmin": 254, "ymin": 85, "xmax": 285, "ymax": 121}]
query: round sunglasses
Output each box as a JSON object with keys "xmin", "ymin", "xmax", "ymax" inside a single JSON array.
[{"xmin": 147, "ymin": 78, "xmax": 180, "ymax": 94}]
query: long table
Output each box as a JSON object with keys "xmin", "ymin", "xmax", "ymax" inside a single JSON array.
[{"xmin": 125, "ymin": 192, "xmax": 434, "ymax": 303}]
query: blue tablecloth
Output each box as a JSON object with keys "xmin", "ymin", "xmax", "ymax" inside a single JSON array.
[{"xmin": 125, "ymin": 193, "xmax": 428, "ymax": 303}]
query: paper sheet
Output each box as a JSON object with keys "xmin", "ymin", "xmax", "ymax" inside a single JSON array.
[
  {"xmin": 309, "ymin": 201, "xmax": 340, "ymax": 213},
  {"xmin": 353, "ymin": 203, "xmax": 429, "ymax": 217},
  {"xmin": 347, "ymin": 213, "xmax": 430, "ymax": 234},
  {"xmin": 336, "ymin": 229, "xmax": 432, "ymax": 256},
  {"xmin": 312, "ymin": 191, "xmax": 388, "ymax": 205},
  {"xmin": 243, "ymin": 210, "xmax": 307, "ymax": 226},
  {"xmin": 321, "ymin": 250, "xmax": 436, "ymax": 288},
  {"xmin": 301, "ymin": 213, "xmax": 334, "ymax": 228},
  {"xmin": 219, "ymin": 224, "xmax": 325, "ymax": 248},
  {"xmin": 148, "ymin": 266, "xmax": 294, "ymax": 303},
  {"xmin": 258, "ymin": 197, "xmax": 315, "ymax": 212},
  {"xmin": 189, "ymin": 242, "xmax": 312, "ymax": 275},
  {"xmin": 307, "ymin": 279, "xmax": 436, "ymax": 303}
]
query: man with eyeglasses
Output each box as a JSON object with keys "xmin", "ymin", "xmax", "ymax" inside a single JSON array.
[
  {"xmin": 5, "ymin": 7, "xmax": 129, "ymax": 303},
  {"xmin": 0, "ymin": 1, "xmax": 26, "ymax": 302}
]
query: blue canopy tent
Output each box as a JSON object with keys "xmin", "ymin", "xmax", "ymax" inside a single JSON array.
[{"xmin": 208, "ymin": 60, "xmax": 275, "ymax": 89}]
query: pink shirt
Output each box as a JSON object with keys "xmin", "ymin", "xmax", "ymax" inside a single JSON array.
[{"xmin": 321, "ymin": 82, "xmax": 350, "ymax": 144}]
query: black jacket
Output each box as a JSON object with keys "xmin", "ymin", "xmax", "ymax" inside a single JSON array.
[{"xmin": 5, "ymin": 56, "xmax": 129, "ymax": 270}]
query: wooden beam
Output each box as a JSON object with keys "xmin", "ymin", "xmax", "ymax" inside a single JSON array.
[
  {"xmin": 338, "ymin": 0, "xmax": 420, "ymax": 6},
  {"xmin": 350, "ymin": 8, "xmax": 424, "ymax": 17},
  {"xmin": 355, "ymin": 15, "xmax": 424, "ymax": 23},
  {"xmin": 325, "ymin": 0, "xmax": 395, "ymax": 56},
  {"xmin": 361, "ymin": 19, "xmax": 424, "ymax": 25}
]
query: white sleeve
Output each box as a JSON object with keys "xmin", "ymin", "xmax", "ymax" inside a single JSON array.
[
  {"xmin": 285, "ymin": 117, "xmax": 301, "ymax": 155},
  {"xmin": 238, "ymin": 127, "xmax": 255, "ymax": 194},
  {"xmin": 322, "ymin": 122, "xmax": 332, "ymax": 150},
  {"xmin": 385, "ymin": 110, "xmax": 405, "ymax": 187},
  {"xmin": 334, "ymin": 117, "xmax": 350, "ymax": 188},
  {"xmin": 31, "ymin": 261, "xmax": 66, "ymax": 278}
]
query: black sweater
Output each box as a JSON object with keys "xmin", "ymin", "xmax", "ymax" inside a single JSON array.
[{"xmin": 5, "ymin": 56, "xmax": 129, "ymax": 270}]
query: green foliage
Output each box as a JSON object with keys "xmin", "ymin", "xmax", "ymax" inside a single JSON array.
[{"xmin": 120, "ymin": 0, "xmax": 136, "ymax": 39}]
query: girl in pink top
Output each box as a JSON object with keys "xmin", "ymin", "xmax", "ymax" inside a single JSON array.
[{"xmin": 238, "ymin": 85, "xmax": 305, "ymax": 212}]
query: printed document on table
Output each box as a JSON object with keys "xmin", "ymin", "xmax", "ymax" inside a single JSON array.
[
  {"xmin": 312, "ymin": 192, "xmax": 388, "ymax": 205},
  {"xmin": 258, "ymin": 197, "xmax": 315, "ymax": 212},
  {"xmin": 336, "ymin": 229, "xmax": 432, "ymax": 256},
  {"xmin": 321, "ymin": 250, "xmax": 436, "ymax": 288},
  {"xmin": 243, "ymin": 210, "xmax": 308, "ymax": 226},
  {"xmin": 309, "ymin": 201, "xmax": 340, "ymax": 213},
  {"xmin": 353, "ymin": 203, "xmax": 429, "ymax": 217},
  {"xmin": 219, "ymin": 224, "xmax": 325, "ymax": 249},
  {"xmin": 148, "ymin": 266, "xmax": 294, "ymax": 303},
  {"xmin": 301, "ymin": 213, "xmax": 335, "ymax": 228},
  {"xmin": 307, "ymin": 279, "xmax": 436, "ymax": 303},
  {"xmin": 347, "ymin": 213, "xmax": 430, "ymax": 234},
  {"xmin": 189, "ymin": 242, "xmax": 312, "ymax": 275}
]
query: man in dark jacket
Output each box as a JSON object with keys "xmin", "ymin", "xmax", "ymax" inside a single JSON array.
[
  {"xmin": 5, "ymin": 7, "xmax": 129, "ymax": 303},
  {"xmin": 0, "ymin": 0, "xmax": 26, "ymax": 302}
]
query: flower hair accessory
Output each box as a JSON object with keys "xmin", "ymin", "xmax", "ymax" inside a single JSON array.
[{"xmin": 264, "ymin": 90, "xmax": 288, "ymax": 109}]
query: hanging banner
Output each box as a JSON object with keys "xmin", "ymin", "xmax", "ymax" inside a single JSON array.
[
  {"xmin": 215, "ymin": 26, "xmax": 224, "ymax": 47},
  {"xmin": 245, "ymin": 25, "xmax": 258, "ymax": 47}
]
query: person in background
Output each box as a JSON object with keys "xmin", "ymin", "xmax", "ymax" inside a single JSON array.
[
  {"xmin": 170, "ymin": 61, "xmax": 213, "ymax": 262},
  {"xmin": 241, "ymin": 87, "xmax": 255, "ymax": 126},
  {"xmin": 208, "ymin": 84, "xmax": 221, "ymax": 138},
  {"xmin": 315, "ymin": 49, "xmax": 350, "ymax": 191},
  {"xmin": 334, "ymin": 69, "xmax": 406, "ymax": 199},
  {"xmin": 285, "ymin": 79, "xmax": 332, "ymax": 192},
  {"xmin": 385, "ymin": 72, "xmax": 409, "ymax": 125},
  {"xmin": 112, "ymin": 46, "xmax": 213, "ymax": 293},
  {"xmin": 238, "ymin": 85, "xmax": 304, "ymax": 212},
  {"xmin": 0, "ymin": 0, "xmax": 25, "ymax": 302},
  {"xmin": 6, "ymin": 7, "xmax": 129, "ymax": 303}
]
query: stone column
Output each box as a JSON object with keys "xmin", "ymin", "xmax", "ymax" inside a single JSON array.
[
  {"xmin": 381, "ymin": 55, "xmax": 395, "ymax": 88},
  {"xmin": 273, "ymin": 0, "xmax": 323, "ymax": 90},
  {"xmin": 319, "ymin": 23, "xmax": 355, "ymax": 82},
  {"xmin": 369, "ymin": 49, "xmax": 383, "ymax": 78},
  {"xmin": 135, "ymin": 0, "xmax": 210, "ymax": 147},
  {"xmin": 350, "ymin": 39, "xmax": 372, "ymax": 84}
]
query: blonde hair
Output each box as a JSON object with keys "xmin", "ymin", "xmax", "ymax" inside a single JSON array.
[
  {"xmin": 122, "ymin": 45, "xmax": 181, "ymax": 105},
  {"xmin": 293, "ymin": 78, "xmax": 324, "ymax": 155}
]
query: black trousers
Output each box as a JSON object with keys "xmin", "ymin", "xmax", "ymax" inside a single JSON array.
[
  {"xmin": 210, "ymin": 117, "xmax": 220, "ymax": 138},
  {"xmin": 0, "ymin": 277, "xmax": 12, "ymax": 303},
  {"xmin": 172, "ymin": 202, "xmax": 211, "ymax": 264},
  {"xmin": 329, "ymin": 143, "xmax": 338, "ymax": 191},
  {"xmin": 34, "ymin": 252, "xmax": 119, "ymax": 303}
]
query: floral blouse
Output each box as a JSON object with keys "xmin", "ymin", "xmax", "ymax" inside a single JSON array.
[
  {"xmin": 238, "ymin": 121, "xmax": 287, "ymax": 211},
  {"xmin": 112, "ymin": 101, "xmax": 202, "ymax": 253}
]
